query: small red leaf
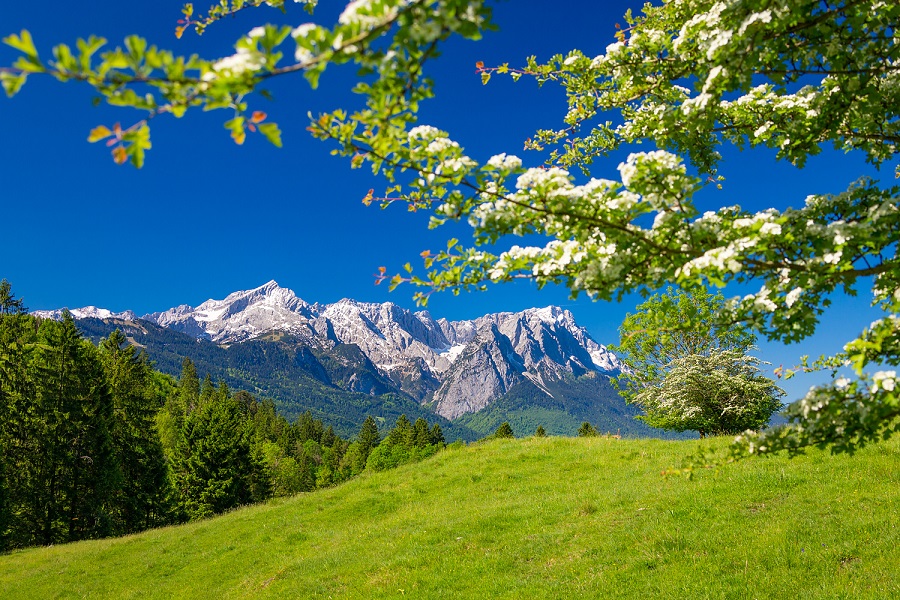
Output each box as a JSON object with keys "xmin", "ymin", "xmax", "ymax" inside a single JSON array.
[{"xmin": 112, "ymin": 146, "xmax": 127, "ymax": 165}]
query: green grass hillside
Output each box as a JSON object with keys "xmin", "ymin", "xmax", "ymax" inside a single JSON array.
[{"xmin": 2, "ymin": 436, "xmax": 899, "ymax": 599}]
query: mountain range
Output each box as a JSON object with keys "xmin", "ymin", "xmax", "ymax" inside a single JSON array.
[{"xmin": 35, "ymin": 281, "xmax": 661, "ymax": 440}]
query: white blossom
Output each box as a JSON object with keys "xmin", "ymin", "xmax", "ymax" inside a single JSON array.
[
  {"xmin": 339, "ymin": 0, "xmax": 408, "ymax": 27},
  {"xmin": 486, "ymin": 153, "xmax": 522, "ymax": 171},
  {"xmin": 424, "ymin": 137, "xmax": 459, "ymax": 154},
  {"xmin": 785, "ymin": 287, "xmax": 803, "ymax": 308},
  {"xmin": 204, "ymin": 46, "xmax": 265, "ymax": 81},
  {"xmin": 872, "ymin": 371, "xmax": 897, "ymax": 393},
  {"xmin": 604, "ymin": 41, "xmax": 625, "ymax": 57},
  {"xmin": 407, "ymin": 125, "xmax": 441, "ymax": 140},
  {"xmin": 738, "ymin": 10, "xmax": 773, "ymax": 35},
  {"xmin": 759, "ymin": 222, "xmax": 782, "ymax": 236},
  {"xmin": 515, "ymin": 167, "xmax": 570, "ymax": 191},
  {"xmin": 292, "ymin": 23, "xmax": 317, "ymax": 38}
]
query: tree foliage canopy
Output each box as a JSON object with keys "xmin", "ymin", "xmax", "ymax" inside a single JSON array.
[
  {"xmin": 612, "ymin": 287, "xmax": 756, "ymax": 401},
  {"xmin": 612, "ymin": 287, "xmax": 782, "ymax": 436},
  {"xmin": 3, "ymin": 0, "xmax": 899, "ymax": 457}
]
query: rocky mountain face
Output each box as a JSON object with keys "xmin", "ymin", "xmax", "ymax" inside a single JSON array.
[
  {"xmin": 141, "ymin": 281, "xmax": 623, "ymax": 418},
  {"xmin": 40, "ymin": 281, "xmax": 639, "ymax": 435}
]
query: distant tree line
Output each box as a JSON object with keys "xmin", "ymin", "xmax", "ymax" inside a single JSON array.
[{"xmin": 0, "ymin": 281, "xmax": 445, "ymax": 552}]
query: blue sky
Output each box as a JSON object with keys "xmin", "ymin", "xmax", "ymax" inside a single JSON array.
[{"xmin": 0, "ymin": 1, "xmax": 888, "ymax": 399}]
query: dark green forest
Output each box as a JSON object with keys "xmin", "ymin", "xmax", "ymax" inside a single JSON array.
[{"xmin": 0, "ymin": 281, "xmax": 445, "ymax": 551}]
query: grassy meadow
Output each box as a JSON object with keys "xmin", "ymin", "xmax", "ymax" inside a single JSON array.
[{"xmin": 1, "ymin": 435, "xmax": 898, "ymax": 599}]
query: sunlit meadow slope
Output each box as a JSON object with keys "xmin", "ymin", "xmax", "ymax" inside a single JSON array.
[{"xmin": 2, "ymin": 436, "xmax": 899, "ymax": 599}]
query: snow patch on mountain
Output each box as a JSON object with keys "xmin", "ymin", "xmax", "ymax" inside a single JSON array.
[
  {"xmin": 32, "ymin": 306, "xmax": 137, "ymax": 321},
  {"xmin": 143, "ymin": 280, "xmax": 317, "ymax": 342}
]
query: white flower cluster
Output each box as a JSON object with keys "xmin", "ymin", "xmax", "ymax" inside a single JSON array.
[
  {"xmin": 681, "ymin": 92, "xmax": 713, "ymax": 115},
  {"xmin": 515, "ymin": 167, "xmax": 571, "ymax": 192},
  {"xmin": 487, "ymin": 245, "xmax": 543, "ymax": 280},
  {"xmin": 872, "ymin": 370, "xmax": 897, "ymax": 393},
  {"xmin": 425, "ymin": 137, "xmax": 458, "ymax": 154},
  {"xmin": 407, "ymin": 125, "xmax": 441, "ymax": 140},
  {"xmin": 292, "ymin": 23, "xmax": 320, "ymax": 63},
  {"xmin": 406, "ymin": 125, "xmax": 465, "ymax": 161},
  {"xmin": 704, "ymin": 28, "xmax": 732, "ymax": 60},
  {"xmin": 738, "ymin": 10, "xmax": 773, "ymax": 35},
  {"xmin": 437, "ymin": 156, "xmax": 476, "ymax": 176},
  {"xmin": 486, "ymin": 153, "xmax": 522, "ymax": 172},
  {"xmin": 617, "ymin": 150, "xmax": 682, "ymax": 188},
  {"xmin": 628, "ymin": 28, "xmax": 666, "ymax": 50},
  {"xmin": 872, "ymin": 277, "xmax": 900, "ymax": 305},
  {"xmin": 702, "ymin": 65, "xmax": 728, "ymax": 93},
  {"xmin": 673, "ymin": 1, "xmax": 727, "ymax": 52},
  {"xmin": 785, "ymin": 287, "xmax": 804, "ymax": 308},
  {"xmin": 204, "ymin": 30, "xmax": 267, "ymax": 81},
  {"xmin": 795, "ymin": 387, "xmax": 831, "ymax": 419},
  {"xmin": 487, "ymin": 239, "xmax": 589, "ymax": 280},
  {"xmin": 679, "ymin": 244, "xmax": 744, "ymax": 277},
  {"xmin": 743, "ymin": 286, "xmax": 777, "ymax": 312},
  {"xmin": 339, "ymin": 0, "xmax": 408, "ymax": 28}
]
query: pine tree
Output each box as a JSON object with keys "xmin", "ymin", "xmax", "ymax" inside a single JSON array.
[
  {"xmin": 99, "ymin": 330, "xmax": 172, "ymax": 533},
  {"xmin": 412, "ymin": 417, "xmax": 431, "ymax": 449},
  {"xmin": 0, "ymin": 282, "xmax": 33, "ymax": 550},
  {"xmin": 534, "ymin": 425, "xmax": 547, "ymax": 438},
  {"xmin": 28, "ymin": 314, "xmax": 119, "ymax": 543},
  {"xmin": 0, "ymin": 279, "xmax": 26, "ymax": 316},
  {"xmin": 357, "ymin": 416, "xmax": 380, "ymax": 458},
  {"xmin": 577, "ymin": 422, "xmax": 599, "ymax": 437},
  {"xmin": 199, "ymin": 373, "xmax": 215, "ymax": 405},
  {"xmin": 386, "ymin": 414, "xmax": 414, "ymax": 448},
  {"xmin": 321, "ymin": 425, "xmax": 337, "ymax": 448},
  {"xmin": 156, "ymin": 357, "xmax": 200, "ymax": 463},
  {"xmin": 296, "ymin": 410, "xmax": 323, "ymax": 444},
  {"xmin": 494, "ymin": 422, "xmax": 514, "ymax": 439},
  {"xmin": 170, "ymin": 388, "xmax": 268, "ymax": 520},
  {"xmin": 179, "ymin": 358, "xmax": 200, "ymax": 412},
  {"xmin": 430, "ymin": 423, "xmax": 445, "ymax": 446}
]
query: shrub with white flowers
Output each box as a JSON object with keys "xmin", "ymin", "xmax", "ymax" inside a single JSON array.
[{"xmin": 611, "ymin": 287, "xmax": 783, "ymax": 437}]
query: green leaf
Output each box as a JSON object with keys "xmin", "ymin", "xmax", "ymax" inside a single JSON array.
[
  {"xmin": 12, "ymin": 56, "xmax": 44, "ymax": 73},
  {"xmin": 3, "ymin": 30, "xmax": 38, "ymax": 58},
  {"xmin": 52, "ymin": 43, "xmax": 77, "ymax": 72},
  {"xmin": 481, "ymin": 72, "xmax": 491, "ymax": 85},
  {"xmin": 0, "ymin": 72, "xmax": 26, "ymax": 97},
  {"xmin": 76, "ymin": 36, "xmax": 106, "ymax": 72},
  {"xmin": 258, "ymin": 122, "xmax": 282, "ymax": 148},
  {"xmin": 124, "ymin": 36, "xmax": 147, "ymax": 62}
]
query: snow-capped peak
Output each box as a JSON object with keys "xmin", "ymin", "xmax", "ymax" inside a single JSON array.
[
  {"xmin": 32, "ymin": 306, "xmax": 136, "ymax": 321},
  {"xmin": 143, "ymin": 280, "xmax": 316, "ymax": 342}
]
